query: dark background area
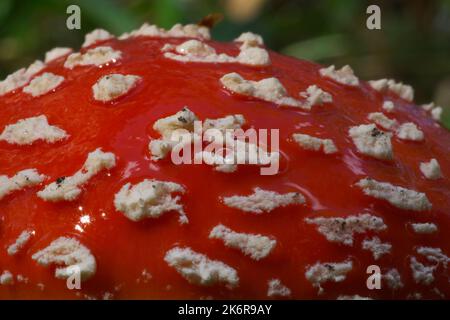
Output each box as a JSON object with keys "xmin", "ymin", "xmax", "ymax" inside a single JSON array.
[{"xmin": 0, "ymin": 0, "xmax": 449, "ymax": 127}]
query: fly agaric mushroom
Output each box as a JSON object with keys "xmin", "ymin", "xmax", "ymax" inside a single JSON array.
[{"xmin": 0, "ymin": 22, "xmax": 449, "ymax": 300}]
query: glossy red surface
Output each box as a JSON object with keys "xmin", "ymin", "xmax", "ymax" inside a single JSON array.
[{"xmin": 0, "ymin": 36, "xmax": 449, "ymax": 299}]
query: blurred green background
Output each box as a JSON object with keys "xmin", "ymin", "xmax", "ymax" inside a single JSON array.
[{"xmin": 0, "ymin": 0, "xmax": 449, "ymax": 128}]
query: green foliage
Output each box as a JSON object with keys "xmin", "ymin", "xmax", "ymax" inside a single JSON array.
[{"xmin": 0, "ymin": 0, "xmax": 449, "ymax": 128}]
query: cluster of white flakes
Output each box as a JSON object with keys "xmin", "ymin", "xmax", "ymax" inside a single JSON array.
[
  {"xmin": 410, "ymin": 256, "xmax": 435, "ymax": 285},
  {"xmin": 220, "ymin": 72, "xmax": 302, "ymax": 107},
  {"xmin": 0, "ymin": 271, "xmax": 14, "ymax": 285},
  {"xmin": 348, "ymin": 124, "xmax": 393, "ymax": 160},
  {"xmin": 209, "ymin": 224, "xmax": 276, "ymax": 260},
  {"xmin": 382, "ymin": 101, "xmax": 395, "ymax": 113},
  {"xmin": 382, "ymin": 268, "xmax": 404, "ymax": 290},
  {"xmin": 149, "ymin": 107, "xmax": 199, "ymax": 161},
  {"xmin": 83, "ymin": 29, "xmax": 114, "ymax": 48},
  {"xmin": 292, "ymin": 133, "xmax": 338, "ymax": 154},
  {"xmin": 149, "ymin": 108, "xmax": 275, "ymax": 173},
  {"xmin": 23, "ymin": 72, "xmax": 64, "ymax": 97},
  {"xmin": 92, "ymin": 73, "xmax": 141, "ymax": 102},
  {"xmin": 222, "ymin": 188, "xmax": 305, "ymax": 214},
  {"xmin": 164, "ymin": 247, "xmax": 239, "ymax": 288},
  {"xmin": 421, "ymin": 102, "xmax": 443, "ymax": 121},
  {"xmin": 64, "ymin": 46, "xmax": 121, "ymax": 69},
  {"xmin": 0, "ymin": 115, "xmax": 68, "ymax": 145},
  {"xmin": 196, "ymin": 139, "xmax": 279, "ymax": 173},
  {"xmin": 202, "ymin": 114, "xmax": 246, "ymax": 136},
  {"xmin": 305, "ymin": 213, "xmax": 387, "ymax": 246},
  {"xmin": 361, "ymin": 237, "xmax": 392, "ymax": 260},
  {"xmin": 0, "ymin": 169, "xmax": 45, "ymax": 201},
  {"xmin": 234, "ymin": 32, "xmax": 264, "ymax": 49},
  {"xmin": 396, "ymin": 122, "xmax": 424, "ymax": 142},
  {"xmin": 7, "ymin": 230, "xmax": 34, "ymax": 256},
  {"xmin": 369, "ymin": 78, "xmax": 414, "ymax": 102},
  {"xmin": 119, "ymin": 23, "xmax": 210, "ymax": 40},
  {"xmin": 420, "ymin": 159, "xmax": 443, "ymax": 180},
  {"xmin": 0, "ymin": 60, "xmax": 44, "ymax": 96},
  {"xmin": 410, "ymin": 247, "xmax": 449, "ymax": 286},
  {"xmin": 114, "ymin": 179, "xmax": 188, "ymax": 224},
  {"xmin": 298, "ymin": 85, "xmax": 333, "ymax": 110},
  {"xmin": 32, "ymin": 237, "xmax": 96, "ymax": 281},
  {"xmin": 267, "ymin": 279, "xmax": 291, "ymax": 297},
  {"xmin": 37, "ymin": 148, "xmax": 116, "ymax": 202},
  {"xmin": 411, "ymin": 222, "xmax": 438, "ymax": 234},
  {"xmin": 162, "ymin": 39, "xmax": 270, "ymax": 66},
  {"xmin": 305, "ymin": 260, "xmax": 353, "ymax": 294},
  {"xmin": 367, "ymin": 113, "xmax": 425, "ymax": 142},
  {"xmin": 319, "ymin": 65, "xmax": 359, "ymax": 86},
  {"xmin": 368, "ymin": 112, "xmax": 398, "ymax": 131},
  {"xmin": 45, "ymin": 47, "xmax": 73, "ymax": 63},
  {"xmin": 356, "ymin": 178, "xmax": 432, "ymax": 211},
  {"xmin": 417, "ymin": 247, "xmax": 449, "ymax": 267}
]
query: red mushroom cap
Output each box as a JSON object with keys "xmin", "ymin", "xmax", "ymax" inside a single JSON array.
[{"xmin": 0, "ymin": 24, "xmax": 449, "ymax": 300}]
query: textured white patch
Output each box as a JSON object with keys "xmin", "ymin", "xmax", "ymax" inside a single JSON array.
[
  {"xmin": 410, "ymin": 257, "xmax": 435, "ymax": 285},
  {"xmin": 305, "ymin": 260, "xmax": 353, "ymax": 294},
  {"xmin": 114, "ymin": 179, "xmax": 187, "ymax": 224},
  {"xmin": 356, "ymin": 178, "xmax": 432, "ymax": 211},
  {"xmin": 417, "ymin": 247, "xmax": 449, "ymax": 267},
  {"xmin": 92, "ymin": 74, "xmax": 141, "ymax": 102},
  {"xmin": 64, "ymin": 46, "xmax": 121, "ymax": 69},
  {"xmin": 7, "ymin": 230, "xmax": 34, "ymax": 256},
  {"xmin": 361, "ymin": 237, "xmax": 391, "ymax": 260},
  {"xmin": 164, "ymin": 247, "xmax": 239, "ymax": 288},
  {"xmin": 38, "ymin": 148, "xmax": 116, "ymax": 202},
  {"xmin": 234, "ymin": 32, "xmax": 264, "ymax": 49},
  {"xmin": 83, "ymin": 29, "xmax": 114, "ymax": 47},
  {"xmin": 0, "ymin": 169, "xmax": 45, "ymax": 201},
  {"xmin": 222, "ymin": 188, "xmax": 305, "ymax": 214},
  {"xmin": 382, "ymin": 268, "xmax": 403, "ymax": 290},
  {"xmin": 149, "ymin": 107, "xmax": 199, "ymax": 160},
  {"xmin": 349, "ymin": 124, "xmax": 393, "ymax": 160},
  {"xmin": 119, "ymin": 23, "xmax": 210, "ymax": 40},
  {"xmin": 337, "ymin": 295, "xmax": 372, "ymax": 300},
  {"xmin": 319, "ymin": 65, "xmax": 359, "ymax": 86},
  {"xmin": 411, "ymin": 222, "xmax": 438, "ymax": 234},
  {"xmin": 305, "ymin": 213, "xmax": 386, "ymax": 246},
  {"xmin": 420, "ymin": 159, "xmax": 442, "ymax": 180},
  {"xmin": 32, "ymin": 237, "xmax": 96, "ymax": 281},
  {"xmin": 292, "ymin": 133, "xmax": 338, "ymax": 154},
  {"xmin": 45, "ymin": 47, "xmax": 73, "ymax": 63},
  {"xmin": 202, "ymin": 114, "xmax": 246, "ymax": 133},
  {"xmin": 421, "ymin": 102, "xmax": 442, "ymax": 121},
  {"xmin": 0, "ymin": 60, "xmax": 45, "ymax": 96},
  {"xmin": 0, "ymin": 115, "xmax": 68, "ymax": 145},
  {"xmin": 382, "ymin": 101, "xmax": 395, "ymax": 113},
  {"xmin": 368, "ymin": 112, "xmax": 398, "ymax": 130},
  {"xmin": 153, "ymin": 107, "xmax": 198, "ymax": 139},
  {"xmin": 409, "ymin": 248, "xmax": 449, "ymax": 286},
  {"xmin": 396, "ymin": 122, "xmax": 424, "ymax": 141},
  {"xmin": 298, "ymin": 85, "xmax": 333, "ymax": 110},
  {"xmin": 267, "ymin": 279, "xmax": 291, "ymax": 297},
  {"xmin": 195, "ymin": 135, "xmax": 279, "ymax": 173},
  {"xmin": 220, "ymin": 72, "xmax": 301, "ymax": 107},
  {"xmin": 23, "ymin": 72, "xmax": 64, "ymax": 97},
  {"xmin": 0, "ymin": 271, "xmax": 13, "ymax": 285},
  {"xmin": 369, "ymin": 79, "xmax": 414, "ymax": 102},
  {"xmin": 431, "ymin": 106, "xmax": 443, "ymax": 121},
  {"xmin": 163, "ymin": 39, "xmax": 270, "ymax": 66},
  {"xmin": 209, "ymin": 224, "xmax": 276, "ymax": 260}
]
